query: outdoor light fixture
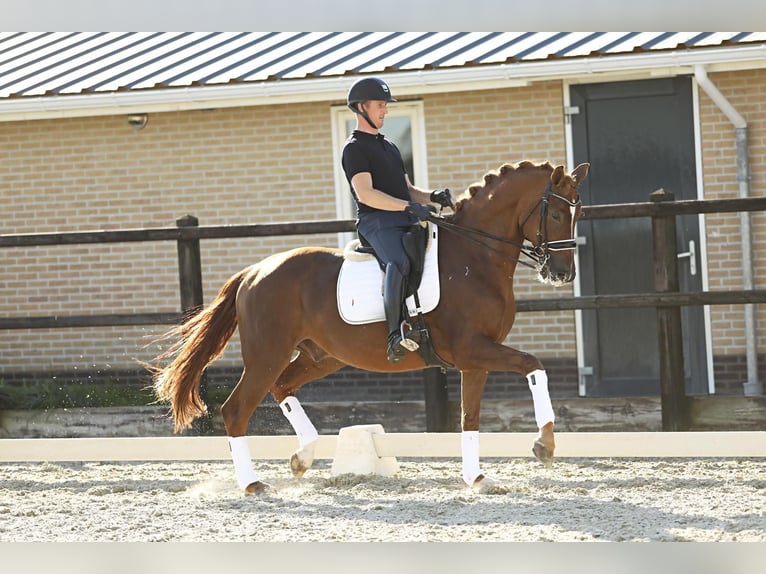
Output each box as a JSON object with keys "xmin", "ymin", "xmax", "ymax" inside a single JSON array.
[{"xmin": 127, "ymin": 113, "xmax": 148, "ymax": 130}]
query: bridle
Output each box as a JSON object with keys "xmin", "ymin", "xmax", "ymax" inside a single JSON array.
[{"xmin": 428, "ymin": 181, "xmax": 582, "ymax": 270}]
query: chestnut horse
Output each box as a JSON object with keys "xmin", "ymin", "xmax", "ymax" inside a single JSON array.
[{"xmin": 151, "ymin": 160, "xmax": 589, "ymax": 493}]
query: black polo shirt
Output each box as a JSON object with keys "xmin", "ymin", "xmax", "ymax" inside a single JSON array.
[{"xmin": 341, "ymin": 130, "xmax": 410, "ymax": 216}]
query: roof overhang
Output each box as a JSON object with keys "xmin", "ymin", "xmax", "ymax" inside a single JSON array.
[{"xmin": 1, "ymin": 43, "xmax": 765, "ymax": 122}]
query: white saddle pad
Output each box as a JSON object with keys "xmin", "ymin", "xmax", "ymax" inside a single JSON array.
[{"xmin": 337, "ymin": 225, "xmax": 441, "ymax": 325}]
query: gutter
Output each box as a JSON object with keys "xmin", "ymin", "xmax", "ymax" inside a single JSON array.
[
  {"xmin": 694, "ymin": 65, "xmax": 762, "ymax": 396},
  {"xmin": 1, "ymin": 44, "xmax": 766, "ymax": 122}
]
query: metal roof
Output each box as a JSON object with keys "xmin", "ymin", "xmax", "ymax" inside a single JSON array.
[{"xmin": 2, "ymin": 31, "xmax": 766, "ymax": 100}]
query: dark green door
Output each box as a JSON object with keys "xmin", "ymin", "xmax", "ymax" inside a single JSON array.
[{"xmin": 571, "ymin": 77, "xmax": 710, "ymax": 396}]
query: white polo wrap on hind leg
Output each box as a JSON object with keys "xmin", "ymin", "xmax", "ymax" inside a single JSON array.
[
  {"xmin": 461, "ymin": 430, "xmax": 482, "ymax": 486},
  {"xmin": 526, "ymin": 369, "xmax": 555, "ymax": 429},
  {"xmin": 279, "ymin": 396, "xmax": 318, "ymax": 448},
  {"xmin": 228, "ymin": 436, "xmax": 260, "ymax": 490}
]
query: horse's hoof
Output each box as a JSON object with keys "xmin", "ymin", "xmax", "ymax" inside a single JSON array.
[
  {"xmin": 290, "ymin": 446, "xmax": 315, "ymax": 478},
  {"xmin": 290, "ymin": 453, "xmax": 310, "ymax": 478},
  {"xmin": 532, "ymin": 440, "xmax": 555, "ymax": 468},
  {"xmin": 244, "ymin": 481, "xmax": 270, "ymax": 495},
  {"xmin": 471, "ymin": 474, "xmax": 495, "ymax": 488},
  {"xmin": 471, "ymin": 474, "xmax": 503, "ymax": 493}
]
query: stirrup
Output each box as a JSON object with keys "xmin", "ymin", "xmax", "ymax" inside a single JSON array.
[
  {"xmin": 387, "ymin": 332, "xmax": 407, "ymax": 363},
  {"xmin": 399, "ymin": 321, "xmax": 420, "ymax": 352}
]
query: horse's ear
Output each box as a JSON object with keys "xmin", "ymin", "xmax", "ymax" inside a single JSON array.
[
  {"xmin": 571, "ymin": 163, "xmax": 590, "ymax": 184},
  {"xmin": 550, "ymin": 165, "xmax": 566, "ymax": 188}
]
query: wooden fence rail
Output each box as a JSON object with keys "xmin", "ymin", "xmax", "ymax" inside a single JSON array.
[{"xmin": 2, "ymin": 196, "xmax": 765, "ymax": 249}]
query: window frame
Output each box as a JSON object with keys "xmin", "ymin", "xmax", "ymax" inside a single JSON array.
[{"xmin": 330, "ymin": 99, "xmax": 429, "ymax": 247}]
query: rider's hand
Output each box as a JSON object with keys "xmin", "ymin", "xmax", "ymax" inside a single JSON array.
[
  {"xmin": 405, "ymin": 202, "xmax": 432, "ymax": 222},
  {"xmin": 430, "ymin": 188, "xmax": 454, "ymax": 209}
]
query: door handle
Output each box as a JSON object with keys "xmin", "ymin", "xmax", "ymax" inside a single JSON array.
[{"xmin": 677, "ymin": 240, "xmax": 696, "ymax": 276}]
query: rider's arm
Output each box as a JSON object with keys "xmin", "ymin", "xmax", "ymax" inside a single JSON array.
[
  {"xmin": 404, "ymin": 174, "xmax": 433, "ymax": 205},
  {"xmin": 351, "ymin": 172, "xmax": 411, "ymax": 212}
]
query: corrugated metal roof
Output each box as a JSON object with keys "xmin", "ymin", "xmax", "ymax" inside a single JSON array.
[{"xmin": 1, "ymin": 31, "xmax": 765, "ymax": 100}]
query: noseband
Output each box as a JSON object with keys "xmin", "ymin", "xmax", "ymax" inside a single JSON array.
[{"xmin": 428, "ymin": 181, "xmax": 582, "ymax": 270}]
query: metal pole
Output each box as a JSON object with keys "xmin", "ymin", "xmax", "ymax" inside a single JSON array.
[{"xmin": 735, "ymin": 128, "xmax": 762, "ymax": 396}]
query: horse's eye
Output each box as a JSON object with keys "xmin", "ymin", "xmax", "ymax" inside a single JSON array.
[{"xmin": 551, "ymin": 212, "xmax": 563, "ymax": 223}]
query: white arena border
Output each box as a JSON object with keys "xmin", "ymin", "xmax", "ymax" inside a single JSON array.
[{"xmin": 1, "ymin": 431, "xmax": 764, "ymax": 462}]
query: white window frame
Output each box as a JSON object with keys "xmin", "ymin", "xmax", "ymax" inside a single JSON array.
[{"xmin": 330, "ymin": 100, "xmax": 429, "ymax": 247}]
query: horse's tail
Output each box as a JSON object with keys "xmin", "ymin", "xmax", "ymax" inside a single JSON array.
[{"xmin": 150, "ymin": 268, "xmax": 247, "ymax": 432}]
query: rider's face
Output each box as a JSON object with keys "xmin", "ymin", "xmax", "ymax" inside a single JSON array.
[{"xmin": 361, "ymin": 100, "xmax": 388, "ymax": 127}]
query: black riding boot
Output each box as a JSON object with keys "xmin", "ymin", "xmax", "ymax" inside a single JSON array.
[{"xmin": 383, "ymin": 263, "xmax": 409, "ymax": 364}]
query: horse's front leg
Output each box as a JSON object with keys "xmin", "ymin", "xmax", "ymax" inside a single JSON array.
[
  {"xmin": 455, "ymin": 339, "xmax": 556, "ymax": 470},
  {"xmin": 459, "ymin": 369, "xmax": 495, "ymax": 489},
  {"xmin": 527, "ymin": 369, "xmax": 555, "ymax": 466}
]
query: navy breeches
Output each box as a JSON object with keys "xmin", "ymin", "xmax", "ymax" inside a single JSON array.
[{"xmin": 356, "ymin": 211, "xmax": 414, "ymax": 276}]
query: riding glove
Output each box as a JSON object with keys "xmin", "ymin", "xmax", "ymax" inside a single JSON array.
[
  {"xmin": 406, "ymin": 202, "xmax": 432, "ymax": 222},
  {"xmin": 430, "ymin": 188, "xmax": 454, "ymax": 209}
]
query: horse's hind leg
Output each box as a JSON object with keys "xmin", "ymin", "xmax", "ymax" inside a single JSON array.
[
  {"xmin": 221, "ymin": 330, "xmax": 297, "ymax": 493},
  {"xmin": 222, "ymin": 365, "xmax": 280, "ymax": 494},
  {"xmin": 271, "ymin": 347, "xmax": 346, "ymax": 478}
]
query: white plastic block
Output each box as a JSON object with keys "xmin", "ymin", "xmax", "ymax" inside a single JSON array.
[{"xmin": 330, "ymin": 424, "xmax": 400, "ymax": 477}]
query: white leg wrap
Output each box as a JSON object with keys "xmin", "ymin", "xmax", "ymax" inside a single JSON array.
[
  {"xmin": 228, "ymin": 436, "xmax": 260, "ymax": 490},
  {"xmin": 461, "ymin": 430, "xmax": 482, "ymax": 486},
  {"xmin": 527, "ymin": 369, "xmax": 555, "ymax": 429},
  {"xmin": 279, "ymin": 396, "xmax": 318, "ymax": 448}
]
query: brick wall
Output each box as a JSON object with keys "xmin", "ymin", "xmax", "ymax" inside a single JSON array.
[
  {"xmin": 697, "ymin": 69, "xmax": 766, "ymax": 390},
  {"xmin": 1, "ymin": 73, "xmax": 764, "ymax": 396}
]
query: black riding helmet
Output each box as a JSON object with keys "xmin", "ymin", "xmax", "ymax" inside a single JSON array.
[{"xmin": 347, "ymin": 77, "xmax": 397, "ymax": 130}]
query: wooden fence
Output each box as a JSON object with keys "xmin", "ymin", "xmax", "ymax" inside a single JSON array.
[{"xmin": 2, "ymin": 192, "xmax": 766, "ymax": 432}]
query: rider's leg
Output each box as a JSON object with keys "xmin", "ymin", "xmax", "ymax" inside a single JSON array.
[
  {"xmin": 357, "ymin": 216, "xmax": 414, "ymax": 364},
  {"xmin": 383, "ymin": 262, "xmax": 410, "ymax": 363}
]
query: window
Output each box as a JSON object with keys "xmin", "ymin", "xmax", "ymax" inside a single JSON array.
[{"xmin": 331, "ymin": 100, "xmax": 428, "ymax": 247}]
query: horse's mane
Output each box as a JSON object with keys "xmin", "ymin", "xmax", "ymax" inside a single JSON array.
[{"xmin": 453, "ymin": 160, "xmax": 555, "ymax": 214}]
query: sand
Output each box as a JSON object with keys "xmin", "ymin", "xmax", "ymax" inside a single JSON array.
[{"xmin": 1, "ymin": 457, "xmax": 764, "ymax": 542}]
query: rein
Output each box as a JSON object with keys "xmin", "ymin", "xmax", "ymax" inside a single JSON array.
[{"xmin": 428, "ymin": 182, "xmax": 582, "ymax": 270}]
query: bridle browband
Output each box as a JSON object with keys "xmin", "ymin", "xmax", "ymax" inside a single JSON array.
[{"xmin": 427, "ymin": 181, "xmax": 582, "ymax": 270}]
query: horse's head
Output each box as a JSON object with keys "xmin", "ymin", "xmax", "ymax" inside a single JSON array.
[{"xmin": 520, "ymin": 163, "xmax": 589, "ymax": 286}]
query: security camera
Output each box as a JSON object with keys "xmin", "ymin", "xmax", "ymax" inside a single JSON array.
[{"xmin": 127, "ymin": 113, "xmax": 148, "ymax": 130}]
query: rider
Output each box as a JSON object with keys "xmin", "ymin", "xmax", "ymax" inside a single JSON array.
[{"xmin": 341, "ymin": 76, "xmax": 454, "ymax": 364}]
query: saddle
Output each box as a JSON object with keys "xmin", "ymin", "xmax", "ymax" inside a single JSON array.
[
  {"xmin": 356, "ymin": 222, "xmax": 429, "ymax": 297},
  {"xmin": 354, "ymin": 222, "xmax": 452, "ymax": 371}
]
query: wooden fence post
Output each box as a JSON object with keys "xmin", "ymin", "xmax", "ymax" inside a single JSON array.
[
  {"xmin": 423, "ymin": 367, "xmax": 451, "ymax": 431},
  {"xmin": 650, "ymin": 190, "xmax": 691, "ymax": 431},
  {"xmin": 176, "ymin": 215, "xmax": 212, "ymax": 435}
]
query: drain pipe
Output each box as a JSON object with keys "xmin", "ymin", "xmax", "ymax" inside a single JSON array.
[{"xmin": 694, "ymin": 65, "xmax": 762, "ymax": 396}]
